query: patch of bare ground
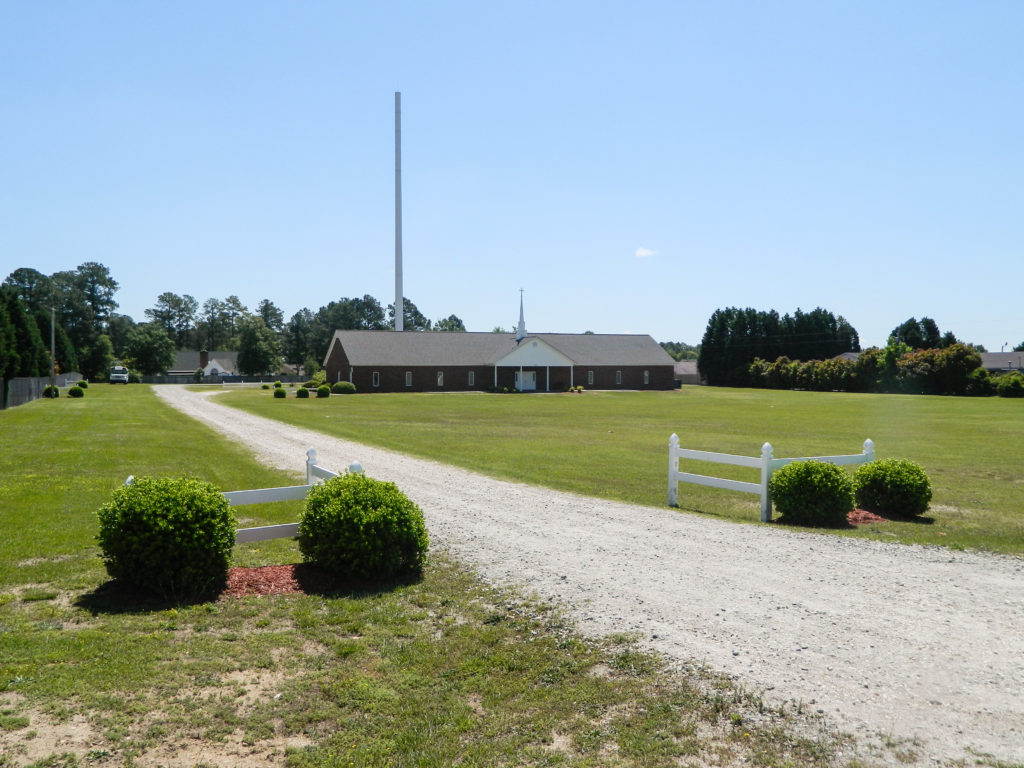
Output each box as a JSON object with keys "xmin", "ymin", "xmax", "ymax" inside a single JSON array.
[
  {"xmin": 16, "ymin": 554, "xmax": 73, "ymax": 568},
  {"xmin": 1, "ymin": 706, "xmax": 314, "ymax": 768}
]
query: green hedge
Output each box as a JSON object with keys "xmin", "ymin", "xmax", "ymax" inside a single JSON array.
[
  {"xmin": 96, "ymin": 476, "xmax": 236, "ymax": 600},
  {"xmin": 769, "ymin": 460, "xmax": 853, "ymax": 527},
  {"xmin": 853, "ymin": 459, "xmax": 932, "ymax": 517},
  {"xmin": 298, "ymin": 473, "xmax": 428, "ymax": 581}
]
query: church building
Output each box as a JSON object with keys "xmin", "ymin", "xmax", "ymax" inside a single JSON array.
[{"xmin": 323, "ymin": 330, "xmax": 675, "ymax": 392}]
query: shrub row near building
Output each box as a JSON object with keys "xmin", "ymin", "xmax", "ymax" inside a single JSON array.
[{"xmin": 746, "ymin": 343, "xmax": 1022, "ymax": 397}]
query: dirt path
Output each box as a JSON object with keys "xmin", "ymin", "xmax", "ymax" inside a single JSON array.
[{"xmin": 156, "ymin": 386, "xmax": 1024, "ymax": 765}]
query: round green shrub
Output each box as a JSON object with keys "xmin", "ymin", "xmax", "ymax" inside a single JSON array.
[
  {"xmin": 316, "ymin": 384, "xmax": 331, "ymax": 398},
  {"xmin": 296, "ymin": 387, "xmax": 310, "ymax": 399},
  {"xmin": 68, "ymin": 385, "xmax": 85, "ymax": 398},
  {"xmin": 299, "ymin": 473, "xmax": 428, "ymax": 581},
  {"xmin": 332, "ymin": 381, "xmax": 357, "ymax": 395},
  {"xmin": 995, "ymin": 371, "xmax": 1024, "ymax": 398},
  {"xmin": 96, "ymin": 476, "xmax": 236, "ymax": 600},
  {"xmin": 769, "ymin": 460, "xmax": 853, "ymax": 527},
  {"xmin": 42, "ymin": 385, "xmax": 60, "ymax": 398},
  {"xmin": 274, "ymin": 380, "xmax": 282, "ymax": 388},
  {"xmin": 303, "ymin": 380, "xmax": 317, "ymax": 389},
  {"xmin": 77, "ymin": 380, "xmax": 89, "ymax": 388},
  {"xmin": 261, "ymin": 383, "xmax": 270, "ymax": 390},
  {"xmin": 273, "ymin": 387, "xmax": 287, "ymax": 399},
  {"xmin": 853, "ymin": 459, "xmax": 932, "ymax": 517}
]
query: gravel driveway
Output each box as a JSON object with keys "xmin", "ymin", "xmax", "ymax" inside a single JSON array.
[{"xmin": 156, "ymin": 386, "xmax": 1024, "ymax": 765}]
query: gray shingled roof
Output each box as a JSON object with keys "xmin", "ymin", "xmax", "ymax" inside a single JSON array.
[
  {"xmin": 328, "ymin": 331, "xmax": 674, "ymax": 367},
  {"xmin": 980, "ymin": 352, "xmax": 1024, "ymax": 371}
]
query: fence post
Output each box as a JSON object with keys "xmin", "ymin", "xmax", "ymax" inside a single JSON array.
[
  {"xmin": 862, "ymin": 438, "xmax": 875, "ymax": 462},
  {"xmin": 667, "ymin": 433, "xmax": 679, "ymax": 506},
  {"xmin": 306, "ymin": 448, "xmax": 318, "ymax": 485},
  {"xmin": 759, "ymin": 442, "xmax": 774, "ymax": 522}
]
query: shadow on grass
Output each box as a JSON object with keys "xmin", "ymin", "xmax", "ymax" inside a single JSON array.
[{"xmin": 74, "ymin": 564, "xmax": 423, "ymax": 615}]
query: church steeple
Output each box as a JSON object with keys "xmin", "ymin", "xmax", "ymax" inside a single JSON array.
[{"xmin": 515, "ymin": 289, "xmax": 527, "ymax": 343}]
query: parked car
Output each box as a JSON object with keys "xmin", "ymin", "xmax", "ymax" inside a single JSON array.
[{"xmin": 109, "ymin": 366, "xmax": 129, "ymax": 384}]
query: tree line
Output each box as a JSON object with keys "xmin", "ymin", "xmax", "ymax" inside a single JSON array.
[
  {"xmin": 697, "ymin": 307, "xmax": 861, "ymax": 386},
  {"xmin": 2, "ymin": 264, "xmax": 467, "ymax": 385},
  {"xmin": 696, "ymin": 307, "xmax": 1019, "ymax": 396}
]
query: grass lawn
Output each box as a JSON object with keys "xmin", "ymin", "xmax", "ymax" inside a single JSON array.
[
  {"xmin": 0, "ymin": 385, "xmax": 853, "ymax": 767},
  {"xmin": 221, "ymin": 385, "xmax": 1024, "ymax": 555}
]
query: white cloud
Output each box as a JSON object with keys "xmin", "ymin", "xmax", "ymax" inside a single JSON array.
[{"xmin": 634, "ymin": 247, "xmax": 657, "ymax": 258}]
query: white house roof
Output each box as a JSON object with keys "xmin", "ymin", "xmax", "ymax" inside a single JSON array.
[{"xmin": 326, "ymin": 330, "xmax": 674, "ymax": 368}]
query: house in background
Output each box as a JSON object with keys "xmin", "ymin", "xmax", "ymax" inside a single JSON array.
[
  {"xmin": 323, "ymin": 330, "xmax": 676, "ymax": 393},
  {"xmin": 979, "ymin": 351, "xmax": 1024, "ymax": 374},
  {"xmin": 674, "ymin": 359, "xmax": 701, "ymax": 385},
  {"xmin": 168, "ymin": 350, "xmax": 240, "ymax": 378}
]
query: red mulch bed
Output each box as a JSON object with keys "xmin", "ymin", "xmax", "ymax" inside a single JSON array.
[
  {"xmin": 221, "ymin": 564, "xmax": 344, "ymax": 599},
  {"xmin": 847, "ymin": 508, "xmax": 887, "ymax": 525}
]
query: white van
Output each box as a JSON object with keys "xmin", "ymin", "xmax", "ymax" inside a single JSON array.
[{"xmin": 109, "ymin": 365, "xmax": 129, "ymax": 384}]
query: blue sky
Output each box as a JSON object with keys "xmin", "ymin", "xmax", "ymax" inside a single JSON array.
[{"xmin": 2, "ymin": 2, "xmax": 1022, "ymax": 350}]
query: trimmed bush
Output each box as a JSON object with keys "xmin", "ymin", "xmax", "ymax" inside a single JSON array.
[
  {"xmin": 316, "ymin": 384, "xmax": 331, "ymax": 398},
  {"xmin": 77, "ymin": 380, "xmax": 89, "ymax": 388},
  {"xmin": 303, "ymin": 380, "xmax": 317, "ymax": 389},
  {"xmin": 68, "ymin": 385, "xmax": 85, "ymax": 398},
  {"xmin": 261, "ymin": 383, "xmax": 270, "ymax": 390},
  {"xmin": 273, "ymin": 387, "xmax": 287, "ymax": 398},
  {"xmin": 42, "ymin": 385, "xmax": 59, "ymax": 398},
  {"xmin": 854, "ymin": 459, "xmax": 932, "ymax": 517},
  {"xmin": 769, "ymin": 460, "xmax": 853, "ymax": 527},
  {"xmin": 995, "ymin": 371, "xmax": 1024, "ymax": 398},
  {"xmin": 296, "ymin": 387, "xmax": 310, "ymax": 398},
  {"xmin": 274, "ymin": 380, "xmax": 282, "ymax": 389},
  {"xmin": 332, "ymin": 381, "xmax": 357, "ymax": 395},
  {"xmin": 299, "ymin": 473, "xmax": 428, "ymax": 581},
  {"xmin": 96, "ymin": 476, "xmax": 236, "ymax": 600}
]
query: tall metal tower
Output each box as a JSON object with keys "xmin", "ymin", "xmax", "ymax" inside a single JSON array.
[{"xmin": 394, "ymin": 91, "xmax": 404, "ymax": 332}]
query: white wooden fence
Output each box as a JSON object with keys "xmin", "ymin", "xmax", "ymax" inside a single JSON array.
[
  {"xmin": 667, "ymin": 434, "xmax": 874, "ymax": 522},
  {"xmin": 125, "ymin": 449, "xmax": 361, "ymax": 544}
]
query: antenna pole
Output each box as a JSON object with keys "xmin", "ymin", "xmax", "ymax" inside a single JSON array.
[{"xmin": 394, "ymin": 92, "xmax": 404, "ymax": 332}]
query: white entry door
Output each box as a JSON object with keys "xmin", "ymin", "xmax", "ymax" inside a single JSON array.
[{"xmin": 515, "ymin": 370, "xmax": 537, "ymax": 391}]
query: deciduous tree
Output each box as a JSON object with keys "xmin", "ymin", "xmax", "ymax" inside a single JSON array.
[{"xmin": 125, "ymin": 323, "xmax": 176, "ymax": 375}]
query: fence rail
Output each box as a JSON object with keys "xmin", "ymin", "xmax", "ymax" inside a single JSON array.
[
  {"xmin": 668, "ymin": 434, "xmax": 874, "ymax": 522},
  {"xmin": 126, "ymin": 448, "xmax": 362, "ymax": 544}
]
